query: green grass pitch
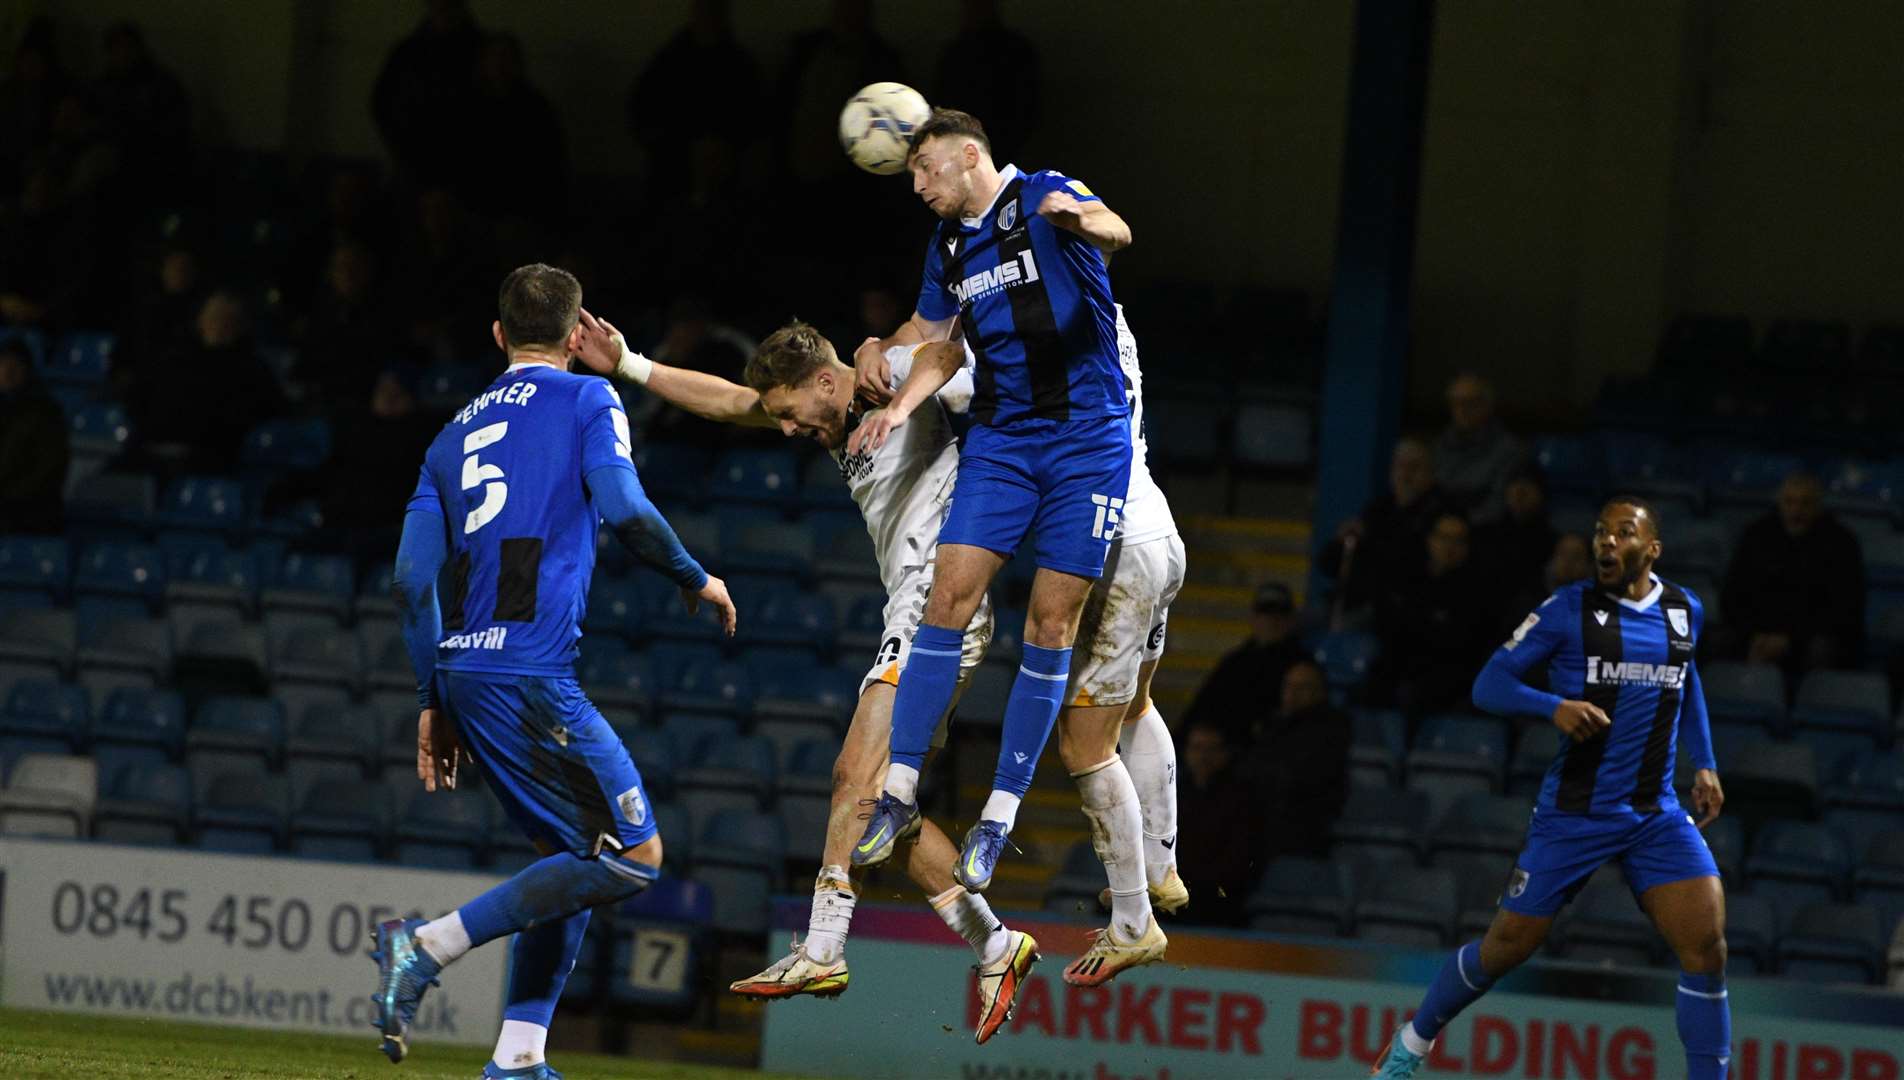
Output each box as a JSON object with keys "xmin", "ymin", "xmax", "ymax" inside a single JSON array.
[{"xmin": 0, "ymin": 1008, "xmax": 809, "ymax": 1080}]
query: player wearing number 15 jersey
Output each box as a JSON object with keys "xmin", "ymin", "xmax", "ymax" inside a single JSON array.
[{"xmin": 372, "ymin": 264, "xmax": 735, "ymax": 1078}]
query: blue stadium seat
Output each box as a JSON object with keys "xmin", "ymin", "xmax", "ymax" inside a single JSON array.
[
  {"xmin": 711, "ymin": 448, "xmax": 800, "ymax": 509},
  {"xmin": 186, "ymin": 696, "xmax": 285, "ymax": 775},
  {"xmin": 0, "ymin": 535, "xmax": 69, "ymax": 603},
  {"xmin": 1507, "ymin": 729, "xmax": 1557, "ymax": 798},
  {"xmin": 724, "ymin": 517, "xmax": 814, "ymax": 577},
  {"xmin": 1348, "ymin": 708, "xmax": 1405, "ymax": 788},
  {"xmin": 1780, "ymin": 902, "xmax": 1883, "ymax": 984},
  {"xmin": 659, "ymin": 660, "xmax": 754, "ymax": 720},
  {"xmin": 743, "ymin": 590, "xmax": 837, "ymax": 653},
  {"xmin": 813, "ymin": 521, "xmax": 879, "ymax": 586},
  {"xmin": 0, "ymin": 326, "xmax": 45, "ymax": 366},
  {"xmin": 753, "ymin": 661, "xmax": 858, "ymax": 725},
  {"xmin": 0, "ymin": 609, "xmax": 75, "ymax": 678},
  {"xmin": 1314, "ymin": 631, "xmax": 1381, "ymax": 693},
  {"xmin": 69, "ymin": 400, "xmax": 131, "ymax": 463},
  {"xmin": 781, "ymin": 739, "xmax": 834, "ymax": 799},
  {"xmin": 617, "ymin": 728, "xmax": 675, "ymax": 800},
  {"xmin": 801, "ymin": 454, "xmax": 855, "ymax": 512},
  {"xmin": 3, "ymin": 680, "xmax": 89, "ymax": 749},
  {"xmin": 583, "ymin": 577, "xmax": 646, "ymax": 642},
  {"xmin": 659, "ymin": 714, "xmax": 740, "ymax": 773},
  {"xmin": 1725, "ymin": 741, "xmax": 1817, "ymax": 829},
  {"xmin": 837, "ymin": 590, "xmax": 887, "ymax": 654},
  {"xmin": 241, "ymin": 417, "xmax": 332, "ymax": 472},
  {"xmin": 487, "ymin": 828, "xmax": 541, "ymax": 876},
  {"xmin": 364, "ymin": 628, "xmax": 413, "ymax": 694},
  {"xmin": 173, "ymin": 617, "xmax": 268, "ymax": 696},
  {"xmin": 271, "ymin": 625, "xmax": 364, "ymax": 693},
  {"xmin": 631, "ymin": 444, "xmax": 712, "ymax": 508},
  {"xmin": 609, "ymin": 877, "xmax": 714, "ymax": 1013},
  {"xmin": 158, "ymin": 477, "xmax": 247, "ymax": 538},
  {"xmin": 1793, "ymin": 671, "xmax": 1892, "ymax": 760},
  {"xmin": 92, "ymin": 761, "xmax": 191, "ymax": 846},
  {"xmin": 1669, "ymin": 518, "xmax": 1731, "ymax": 580},
  {"xmin": 1746, "ymin": 821, "xmax": 1851, "ymax": 923},
  {"xmin": 263, "ymin": 553, "xmax": 354, "ymax": 622},
  {"xmin": 0, "ymin": 753, "xmax": 94, "ymax": 836},
  {"xmin": 1698, "ymin": 661, "xmax": 1787, "ymax": 738},
  {"xmin": 1868, "ymin": 532, "xmax": 1904, "ymax": 589},
  {"xmin": 355, "ymin": 560, "xmax": 396, "ymax": 626},
  {"xmin": 74, "ymin": 541, "xmax": 165, "ymax": 608},
  {"xmin": 391, "ymin": 787, "xmax": 490, "ymax": 869},
  {"xmin": 1047, "ymin": 840, "xmax": 1107, "ymax": 907},
  {"xmin": 96, "ymin": 687, "xmax": 186, "ymax": 761},
  {"xmin": 775, "ymin": 790, "xmax": 830, "ymax": 865},
  {"xmin": 1534, "ymin": 435, "xmax": 1603, "ymax": 496},
  {"xmin": 1704, "ymin": 447, "xmax": 1805, "ymax": 508},
  {"xmin": 1853, "ymin": 831, "xmax": 1904, "ymax": 898},
  {"xmin": 1407, "ymin": 715, "xmax": 1508, "ymax": 796},
  {"xmin": 46, "ymin": 331, "xmax": 114, "ymax": 385},
  {"xmin": 1701, "ymin": 814, "xmax": 1745, "ymax": 885},
  {"xmin": 77, "ymin": 615, "xmax": 172, "ymax": 685},
  {"xmin": 1352, "ymin": 865, "xmax": 1457, "ymax": 947},
  {"xmin": 1330, "ymin": 788, "xmax": 1428, "ymax": 865},
  {"xmin": 1558, "ymin": 872, "xmax": 1656, "ymax": 967},
  {"xmin": 1246, "ymin": 856, "xmax": 1350, "ymax": 937},
  {"xmin": 578, "ymin": 649, "xmax": 656, "ymax": 713},
  {"xmin": 286, "ymin": 703, "xmax": 382, "ymax": 779},
  {"xmin": 417, "ymin": 363, "xmax": 488, "ymax": 414},
  {"xmin": 163, "ymin": 543, "xmax": 260, "ymax": 616},
  {"xmin": 1428, "ymin": 793, "xmax": 1529, "ymax": 862},
  {"xmin": 678, "ymin": 736, "xmax": 775, "ymax": 799},
  {"xmin": 194, "ymin": 770, "xmax": 287, "ymax": 853},
  {"xmin": 68, "ymin": 474, "xmax": 156, "ymax": 534},
  {"xmin": 1725, "ymin": 894, "xmax": 1776, "ymax": 976},
  {"xmin": 290, "ymin": 780, "xmax": 388, "ymax": 862},
  {"xmin": 696, "ymin": 809, "xmax": 787, "ymax": 934}
]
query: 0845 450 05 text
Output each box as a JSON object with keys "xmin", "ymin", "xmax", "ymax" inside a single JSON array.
[{"xmin": 47, "ymin": 880, "xmax": 425, "ymax": 957}]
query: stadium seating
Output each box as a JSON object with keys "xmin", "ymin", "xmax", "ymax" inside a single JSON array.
[
  {"xmin": 1406, "ymin": 715, "xmax": 1509, "ymax": 815},
  {"xmin": 1698, "ymin": 661, "xmax": 1787, "ymax": 736},
  {"xmin": 1779, "ymin": 902, "xmax": 1884, "ymax": 984},
  {"xmin": 3, "ymin": 679, "xmax": 89, "ymax": 750},
  {"xmin": 194, "ymin": 770, "xmax": 287, "ymax": 854},
  {"xmin": 1246, "ymin": 857, "xmax": 1350, "ymax": 937},
  {"xmin": 1352, "ymin": 865, "xmax": 1458, "ymax": 948},
  {"xmin": 1427, "ymin": 793, "xmax": 1528, "ymax": 863},
  {"xmin": 1558, "ymin": 873, "xmax": 1656, "ymax": 967},
  {"xmin": 391, "ymin": 786, "xmax": 489, "ymax": 870},
  {"xmin": 695, "ymin": 809, "xmax": 787, "ymax": 935},
  {"xmin": 1725, "ymin": 893, "xmax": 1777, "ymax": 975},
  {"xmin": 0, "ymin": 535, "xmax": 70, "ymax": 604},
  {"xmin": 92, "ymin": 762, "xmax": 192, "ymax": 846},
  {"xmin": 1330, "ymin": 787, "xmax": 1429, "ymax": 865},
  {"xmin": 1745, "ymin": 820, "xmax": 1852, "ymax": 923},
  {"xmin": 1791, "ymin": 670, "xmax": 1892, "ymax": 761},
  {"xmin": 289, "ymin": 779, "xmax": 388, "ymax": 862},
  {"xmin": 0, "ymin": 753, "xmax": 98, "ymax": 837},
  {"xmin": 609, "ymin": 878, "xmax": 714, "ymax": 1015},
  {"xmin": 186, "ymin": 696, "xmax": 285, "ymax": 777},
  {"xmin": 1724, "ymin": 742, "xmax": 1818, "ymax": 830},
  {"xmin": 1348, "ymin": 708, "xmax": 1405, "ymax": 788}
]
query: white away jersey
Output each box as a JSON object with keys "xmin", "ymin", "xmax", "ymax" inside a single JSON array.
[
  {"xmin": 1112, "ymin": 305, "xmax": 1178, "ymax": 546},
  {"xmin": 829, "ymin": 351, "xmax": 964, "ymax": 595}
]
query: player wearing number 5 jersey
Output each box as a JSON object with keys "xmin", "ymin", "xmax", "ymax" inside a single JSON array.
[{"xmin": 372, "ymin": 264, "xmax": 735, "ymax": 1078}]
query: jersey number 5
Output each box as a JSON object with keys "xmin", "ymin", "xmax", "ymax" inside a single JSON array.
[{"xmin": 463, "ymin": 422, "xmax": 509, "ymax": 534}]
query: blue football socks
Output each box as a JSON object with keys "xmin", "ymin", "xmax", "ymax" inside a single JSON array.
[
  {"xmin": 992, "ymin": 643, "xmax": 1071, "ymax": 798},
  {"xmin": 503, "ymin": 911, "xmax": 590, "ymax": 1028},
  {"xmin": 1677, "ymin": 971, "xmax": 1730, "ymax": 1080},
  {"xmin": 887, "ymin": 624, "xmax": 965, "ymax": 774},
  {"xmin": 459, "ymin": 852, "xmax": 656, "ymax": 949},
  {"xmin": 1411, "ymin": 941, "xmax": 1495, "ymax": 1042}
]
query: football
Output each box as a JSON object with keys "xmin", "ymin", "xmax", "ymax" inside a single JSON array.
[{"xmin": 838, "ymin": 81, "xmax": 931, "ymax": 175}]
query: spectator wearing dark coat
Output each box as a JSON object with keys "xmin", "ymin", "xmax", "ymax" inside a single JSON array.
[
  {"xmin": 1182, "ymin": 582, "xmax": 1308, "ymax": 748},
  {"xmin": 626, "ymin": 0, "xmax": 762, "ymax": 201},
  {"xmin": 124, "ymin": 291, "xmax": 284, "ymax": 473},
  {"xmin": 1175, "ymin": 721, "xmax": 1262, "ymax": 929},
  {"xmin": 1380, "ymin": 513, "xmax": 1497, "ymax": 714},
  {"xmin": 1472, "ymin": 467, "xmax": 1558, "ymax": 634},
  {"xmin": 1318, "ymin": 438, "xmax": 1452, "ymax": 619},
  {"xmin": 1722, "ymin": 472, "xmax": 1864, "ymax": 675},
  {"xmin": 370, "ymin": 0, "xmax": 484, "ymax": 190},
  {"xmin": 0, "ymin": 342, "xmax": 67, "ymax": 533},
  {"xmin": 1434, "ymin": 373, "xmax": 1528, "ymax": 525},
  {"xmin": 1243, "ymin": 661, "xmax": 1351, "ymax": 860}
]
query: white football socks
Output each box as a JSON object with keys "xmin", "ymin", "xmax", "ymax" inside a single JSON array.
[
  {"xmin": 979, "ymin": 789, "xmax": 1022, "ymax": 831},
  {"xmin": 803, "ymin": 866, "xmax": 856, "ymax": 965},
  {"xmin": 492, "ymin": 1019, "xmax": 548, "ymax": 1069},
  {"xmin": 931, "ymin": 884, "xmax": 1010, "ymax": 966},
  {"xmin": 1074, "ymin": 754, "xmax": 1152, "ymax": 942},
  {"xmin": 884, "ymin": 762, "xmax": 920, "ymax": 805},
  {"xmin": 1119, "ymin": 704, "xmax": 1179, "ymax": 885},
  {"xmin": 415, "ymin": 911, "xmax": 470, "ymax": 967}
]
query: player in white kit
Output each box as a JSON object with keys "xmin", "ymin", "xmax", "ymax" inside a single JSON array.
[
  {"xmin": 570, "ymin": 312, "xmax": 1036, "ymax": 1044},
  {"xmin": 893, "ymin": 304, "xmax": 1189, "ymax": 986}
]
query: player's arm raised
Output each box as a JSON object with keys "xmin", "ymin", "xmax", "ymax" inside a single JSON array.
[
  {"xmin": 847, "ymin": 340, "xmax": 965, "ymax": 456},
  {"xmin": 391, "ymin": 481, "xmax": 464, "ymax": 792},
  {"xmin": 572, "ymin": 308, "xmax": 775, "ymax": 428},
  {"xmin": 1037, "ymin": 190, "xmax": 1131, "ymax": 254},
  {"xmin": 854, "ymin": 310, "xmax": 958, "ymax": 405}
]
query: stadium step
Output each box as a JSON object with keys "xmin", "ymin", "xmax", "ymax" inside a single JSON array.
[{"xmin": 1158, "ymin": 511, "xmax": 1314, "ymax": 715}]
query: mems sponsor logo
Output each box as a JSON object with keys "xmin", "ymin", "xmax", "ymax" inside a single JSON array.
[
  {"xmin": 950, "ymin": 250, "xmax": 1041, "ymax": 306},
  {"xmin": 1585, "ymin": 658, "xmax": 1685, "ymax": 689}
]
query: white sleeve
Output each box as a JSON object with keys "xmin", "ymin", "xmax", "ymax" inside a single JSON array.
[{"xmin": 885, "ymin": 344, "xmax": 976, "ymax": 415}]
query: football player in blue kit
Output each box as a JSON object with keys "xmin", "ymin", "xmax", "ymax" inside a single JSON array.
[
  {"xmin": 1374, "ymin": 497, "xmax": 1730, "ymax": 1080},
  {"xmin": 371, "ymin": 264, "xmax": 736, "ymax": 1078},
  {"xmin": 845, "ymin": 107, "xmax": 1171, "ymax": 974}
]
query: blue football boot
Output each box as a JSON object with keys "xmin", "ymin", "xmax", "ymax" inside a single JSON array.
[
  {"xmin": 482, "ymin": 1063, "xmax": 564, "ymax": 1079},
  {"xmin": 369, "ymin": 917, "xmax": 442, "ymax": 1063},
  {"xmin": 953, "ymin": 819, "xmax": 1011, "ymax": 893},
  {"xmin": 1370, "ymin": 1025, "xmax": 1428, "ymax": 1078},
  {"xmin": 849, "ymin": 791, "xmax": 921, "ymax": 868}
]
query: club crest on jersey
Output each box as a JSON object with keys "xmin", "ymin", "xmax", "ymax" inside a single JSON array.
[
  {"xmin": 1668, "ymin": 608, "xmax": 1690, "ymax": 637},
  {"xmin": 618, "ymin": 784, "xmax": 648, "ymax": 827},
  {"xmin": 997, "ymin": 199, "xmax": 1018, "ymax": 231},
  {"xmin": 1507, "ymin": 868, "xmax": 1529, "ymax": 898}
]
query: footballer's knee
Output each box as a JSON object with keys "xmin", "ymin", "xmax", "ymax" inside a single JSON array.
[
  {"xmin": 1480, "ymin": 911, "xmax": 1550, "ymax": 976},
  {"xmin": 1671, "ymin": 920, "xmax": 1727, "ymax": 974},
  {"xmin": 622, "ymin": 832, "xmax": 663, "ymax": 873}
]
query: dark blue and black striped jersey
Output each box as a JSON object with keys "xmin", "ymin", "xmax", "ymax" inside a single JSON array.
[
  {"xmin": 1474, "ymin": 575, "xmax": 1717, "ymax": 815},
  {"xmin": 915, "ymin": 165, "xmax": 1127, "ymax": 429},
  {"xmin": 407, "ymin": 365, "xmax": 633, "ymax": 676}
]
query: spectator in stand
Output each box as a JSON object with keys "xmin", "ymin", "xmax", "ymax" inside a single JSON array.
[
  {"xmin": 628, "ymin": 293, "xmax": 760, "ymax": 447},
  {"xmin": 1176, "ymin": 720, "xmax": 1262, "ymax": 929},
  {"xmin": 0, "ymin": 19, "xmax": 69, "ymax": 197},
  {"xmin": 1473, "ymin": 466, "xmax": 1557, "ymax": 630},
  {"xmin": 0, "ymin": 341, "xmax": 67, "ymax": 534},
  {"xmin": 294, "ymin": 241, "xmax": 397, "ymax": 411},
  {"xmin": 1434, "ymin": 373, "xmax": 1527, "ymax": 525},
  {"xmin": 1182, "ymin": 582, "xmax": 1307, "ymax": 748},
  {"xmin": 1380, "ymin": 513, "xmax": 1495, "ymax": 714},
  {"xmin": 626, "ymin": 0, "xmax": 762, "ymax": 201},
  {"xmin": 91, "ymin": 21, "xmax": 191, "ymax": 203},
  {"xmin": 1318, "ymin": 437, "xmax": 1450, "ymax": 621},
  {"xmin": 931, "ymin": 0, "xmax": 1041, "ymax": 155},
  {"xmin": 388, "ymin": 187, "xmax": 492, "ymax": 363},
  {"xmin": 113, "ymin": 247, "xmax": 204, "ymax": 393},
  {"xmin": 1242, "ymin": 660, "xmax": 1350, "ymax": 860},
  {"xmin": 313, "ymin": 367, "xmax": 435, "ymax": 562},
  {"xmin": 1721, "ymin": 471, "xmax": 1865, "ymax": 675},
  {"xmin": 464, "ymin": 33, "xmax": 566, "ymax": 228},
  {"xmin": 285, "ymin": 164, "xmax": 393, "ymax": 310},
  {"xmin": 124, "ymin": 290, "xmax": 283, "ymax": 473},
  {"xmin": 370, "ymin": 0, "xmax": 484, "ymax": 190},
  {"xmin": 1546, "ymin": 532, "xmax": 1591, "ymax": 589},
  {"xmin": 0, "ymin": 161, "xmax": 105, "ymax": 329}
]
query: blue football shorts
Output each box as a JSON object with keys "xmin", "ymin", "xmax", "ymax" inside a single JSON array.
[
  {"xmin": 437, "ymin": 671, "xmax": 657, "ymax": 857},
  {"xmin": 938, "ymin": 413, "xmax": 1133, "ymax": 579},
  {"xmin": 1501, "ymin": 804, "xmax": 1720, "ymax": 917}
]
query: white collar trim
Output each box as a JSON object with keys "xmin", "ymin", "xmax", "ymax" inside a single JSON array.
[
  {"xmin": 1616, "ymin": 575, "xmax": 1664, "ymax": 612},
  {"xmin": 962, "ymin": 164, "xmax": 1020, "ymax": 228}
]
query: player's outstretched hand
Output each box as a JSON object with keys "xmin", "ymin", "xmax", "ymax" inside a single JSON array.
[
  {"xmin": 682, "ymin": 574, "xmax": 738, "ymax": 637},
  {"xmin": 853, "ymin": 337, "xmax": 894, "ymax": 405},
  {"xmin": 1037, "ymin": 190, "xmax": 1085, "ymax": 230},
  {"xmin": 1690, "ymin": 768, "xmax": 1724, "ymax": 828},
  {"xmin": 417, "ymin": 707, "xmax": 462, "ymax": 792},
  {"xmin": 1550, "ymin": 699, "xmax": 1612, "ymax": 743},
  {"xmin": 847, "ymin": 405, "xmax": 910, "ymax": 457},
  {"xmin": 572, "ymin": 307, "xmax": 626, "ymax": 376}
]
